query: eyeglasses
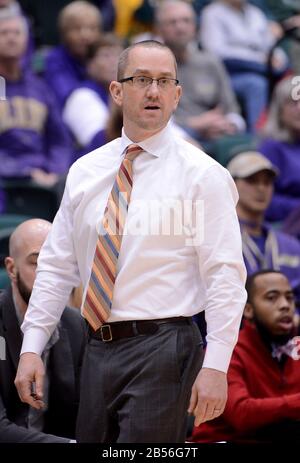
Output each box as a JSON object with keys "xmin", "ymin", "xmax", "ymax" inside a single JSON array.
[{"xmin": 119, "ymin": 75, "xmax": 179, "ymax": 90}]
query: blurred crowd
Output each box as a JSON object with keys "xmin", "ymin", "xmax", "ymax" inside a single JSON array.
[
  {"xmin": 0, "ymin": 1, "xmax": 300, "ymax": 220},
  {"xmin": 1, "ymin": 0, "xmax": 300, "ymax": 444}
]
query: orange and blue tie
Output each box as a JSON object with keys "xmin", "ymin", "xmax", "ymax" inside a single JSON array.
[{"xmin": 83, "ymin": 144, "xmax": 143, "ymax": 330}]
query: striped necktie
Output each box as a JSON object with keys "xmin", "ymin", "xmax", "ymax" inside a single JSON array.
[{"xmin": 83, "ymin": 144, "xmax": 143, "ymax": 330}]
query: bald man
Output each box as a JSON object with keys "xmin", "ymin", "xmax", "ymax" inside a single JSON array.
[
  {"xmin": 155, "ymin": 0, "xmax": 244, "ymax": 143},
  {"xmin": 45, "ymin": 1, "xmax": 102, "ymax": 108},
  {"xmin": 0, "ymin": 219, "xmax": 86, "ymax": 443}
]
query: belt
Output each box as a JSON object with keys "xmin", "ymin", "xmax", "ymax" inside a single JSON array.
[{"xmin": 88, "ymin": 316, "xmax": 190, "ymax": 342}]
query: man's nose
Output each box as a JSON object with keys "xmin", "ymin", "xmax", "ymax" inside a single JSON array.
[
  {"xmin": 255, "ymin": 181, "xmax": 271, "ymax": 194},
  {"xmin": 146, "ymin": 80, "xmax": 160, "ymax": 95},
  {"xmin": 79, "ymin": 26, "xmax": 93, "ymax": 41},
  {"xmin": 278, "ymin": 295, "xmax": 293, "ymax": 310}
]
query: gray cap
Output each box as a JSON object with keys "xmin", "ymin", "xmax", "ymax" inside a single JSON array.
[{"xmin": 227, "ymin": 151, "xmax": 279, "ymax": 179}]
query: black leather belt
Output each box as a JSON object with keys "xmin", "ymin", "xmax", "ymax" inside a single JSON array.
[{"xmin": 88, "ymin": 316, "xmax": 190, "ymax": 342}]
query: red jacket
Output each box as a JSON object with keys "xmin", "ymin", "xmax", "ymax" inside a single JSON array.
[{"xmin": 190, "ymin": 321, "xmax": 300, "ymax": 443}]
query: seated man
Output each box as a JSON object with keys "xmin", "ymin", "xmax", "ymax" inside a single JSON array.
[
  {"xmin": 227, "ymin": 150, "xmax": 300, "ymax": 301},
  {"xmin": 190, "ymin": 270, "xmax": 300, "ymax": 443},
  {"xmin": 44, "ymin": 1, "xmax": 102, "ymax": 109},
  {"xmin": 62, "ymin": 33, "xmax": 124, "ymax": 154},
  {"xmin": 0, "ymin": 0, "xmax": 34, "ymax": 66},
  {"xmin": 0, "ymin": 12, "xmax": 72, "ymax": 187},
  {"xmin": 200, "ymin": 0, "xmax": 288, "ymax": 132},
  {"xmin": 0, "ymin": 219, "xmax": 86, "ymax": 442},
  {"xmin": 154, "ymin": 1, "xmax": 245, "ymax": 147}
]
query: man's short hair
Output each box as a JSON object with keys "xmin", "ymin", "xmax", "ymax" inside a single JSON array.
[
  {"xmin": 117, "ymin": 40, "xmax": 177, "ymax": 81},
  {"xmin": 246, "ymin": 269, "xmax": 284, "ymax": 304},
  {"xmin": 58, "ymin": 0, "xmax": 102, "ymax": 35}
]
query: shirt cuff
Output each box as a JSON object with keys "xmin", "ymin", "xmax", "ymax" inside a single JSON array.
[
  {"xmin": 20, "ymin": 327, "xmax": 50, "ymax": 357},
  {"xmin": 202, "ymin": 341, "xmax": 234, "ymax": 373}
]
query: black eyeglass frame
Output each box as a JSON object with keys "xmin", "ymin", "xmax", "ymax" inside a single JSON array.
[{"xmin": 118, "ymin": 76, "xmax": 180, "ymax": 87}]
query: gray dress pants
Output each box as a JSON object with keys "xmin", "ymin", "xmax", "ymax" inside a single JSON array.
[{"xmin": 76, "ymin": 318, "xmax": 203, "ymax": 443}]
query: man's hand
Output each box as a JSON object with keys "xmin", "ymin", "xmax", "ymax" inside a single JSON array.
[
  {"xmin": 187, "ymin": 109, "xmax": 238, "ymax": 140},
  {"xmin": 188, "ymin": 367, "xmax": 228, "ymax": 426},
  {"xmin": 14, "ymin": 352, "xmax": 45, "ymax": 410},
  {"xmin": 31, "ymin": 169, "xmax": 59, "ymax": 187}
]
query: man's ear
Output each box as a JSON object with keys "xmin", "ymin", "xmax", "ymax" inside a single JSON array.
[
  {"xmin": 244, "ymin": 302, "xmax": 254, "ymax": 320},
  {"xmin": 4, "ymin": 257, "xmax": 16, "ymax": 282},
  {"xmin": 109, "ymin": 80, "xmax": 123, "ymax": 107},
  {"xmin": 174, "ymin": 84, "xmax": 182, "ymax": 109}
]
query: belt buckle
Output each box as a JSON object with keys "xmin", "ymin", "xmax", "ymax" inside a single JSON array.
[{"xmin": 100, "ymin": 324, "xmax": 113, "ymax": 342}]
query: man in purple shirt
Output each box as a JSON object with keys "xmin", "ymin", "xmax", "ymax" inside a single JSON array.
[
  {"xmin": 44, "ymin": 1, "xmax": 102, "ymax": 109},
  {"xmin": 0, "ymin": 13, "xmax": 72, "ymax": 202},
  {"xmin": 227, "ymin": 150, "xmax": 300, "ymax": 303}
]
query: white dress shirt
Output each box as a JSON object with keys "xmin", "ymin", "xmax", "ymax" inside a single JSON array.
[{"xmin": 21, "ymin": 124, "xmax": 247, "ymax": 372}]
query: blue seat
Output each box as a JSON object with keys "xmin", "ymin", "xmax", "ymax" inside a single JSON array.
[
  {"xmin": 210, "ymin": 133, "xmax": 258, "ymax": 166},
  {"xmin": 0, "ymin": 267, "xmax": 9, "ymax": 289},
  {"xmin": 0, "ymin": 213, "xmax": 31, "ymax": 230},
  {"xmin": 0, "ymin": 226, "xmax": 14, "ymax": 267}
]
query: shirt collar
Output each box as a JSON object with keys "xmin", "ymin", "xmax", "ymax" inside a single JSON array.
[{"xmin": 120, "ymin": 123, "xmax": 173, "ymax": 158}]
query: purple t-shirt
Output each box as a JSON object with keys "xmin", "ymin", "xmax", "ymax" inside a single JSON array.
[
  {"xmin": 0, "ymin": 70, "xmax": 72, "ymax": 178},
  {"xmin": 259, "ymin": 138, "xmax": 300, "ymax": 222},
  {"xmin": 45, "ymin": 45, "xmax": 88, "ymax": 108},
  {"xmin": 242, "ymin": 223, "xmax": 300, "ymax": 301}
]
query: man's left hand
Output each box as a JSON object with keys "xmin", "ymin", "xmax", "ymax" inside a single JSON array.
[{"xmin": 188, "ymin": 367, "xmax": 227, "ymax": 426}]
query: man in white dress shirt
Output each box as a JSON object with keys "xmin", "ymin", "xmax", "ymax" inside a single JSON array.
[{"xmin": 15, "ymin": 40, "xmax": 247, "ymax": 443}]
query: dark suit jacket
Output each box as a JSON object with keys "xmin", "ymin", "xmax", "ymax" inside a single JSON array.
[{"xmin": 0, "ymin": 287, "xmax": 87, "ymax": 443}]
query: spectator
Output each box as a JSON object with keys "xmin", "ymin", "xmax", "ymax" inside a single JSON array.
[
  {"xmin": 44, "ymin": 1, "xmax": 102, "ymax": 109},
  {"xmin": 259, "ymin": 76, "xmax": 300, "ymax": 222},
  {"xmin": 62, "ymin": 33, "xmax": 124, "ymax": 153},
  {"xmin": 227, "ymin": 150, "xmax": 300, "ymax": 300},
  {"xmin": 0, "ymin": 219, "xmax": 86, "ymax": 442},
  {"xmin": 0, "ymin": 13, "xmax": 72, "ymax": 189},
  {"xmin": 190, "ymin": 270, "xmax": 300, "ymax": 443},
  {"xmin": 200, "ymin": 0, "xmax": 288, "ymax": 132},
  {"xmin": 0, "ymin": 1, "xmax": 35, "ymax": 70},
  {"xmin": 155, "ymin": 0, "xmax": 245, "ymax": 148},
  {"xmin": 18, "ymin": 0, "xmax": 114, "ymax": 46}
]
